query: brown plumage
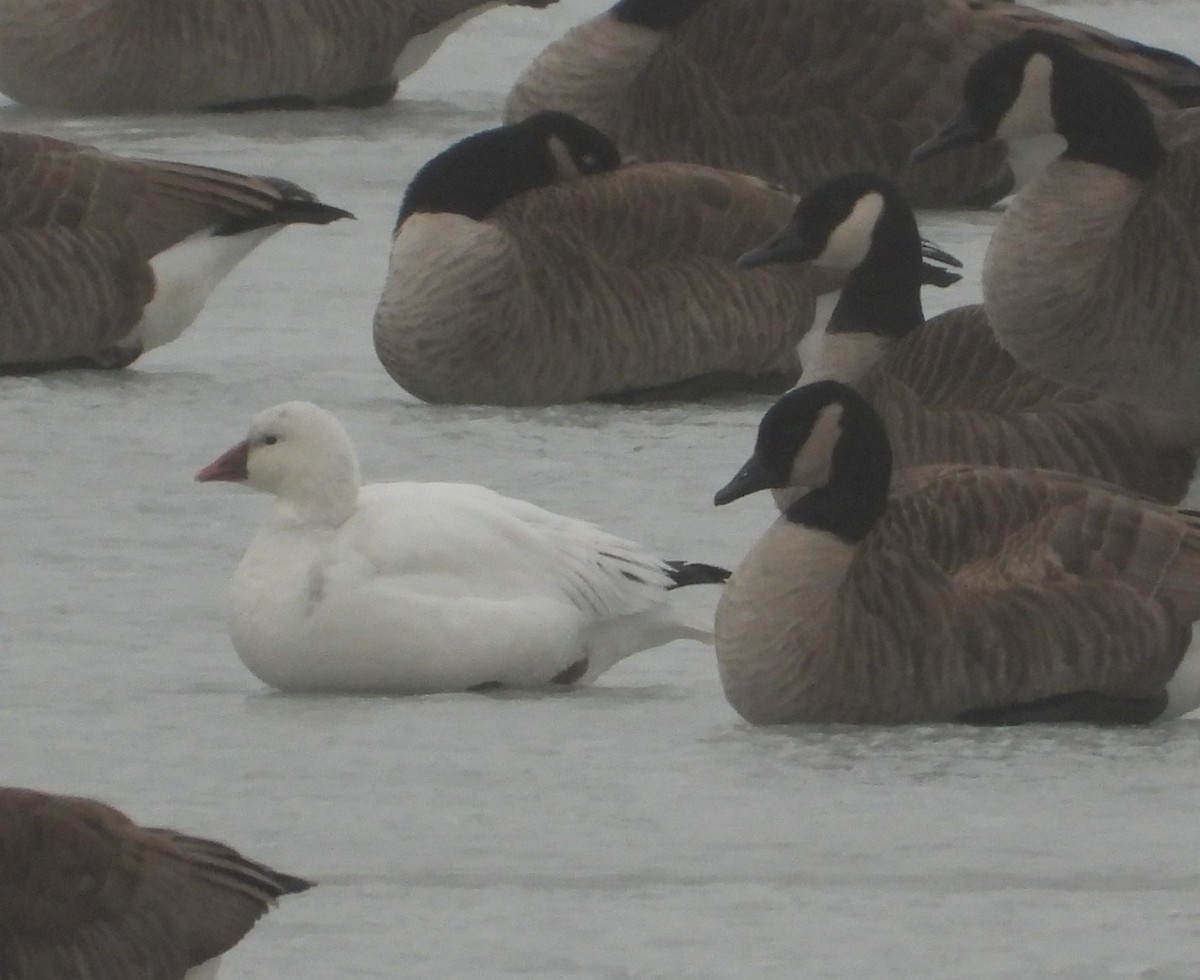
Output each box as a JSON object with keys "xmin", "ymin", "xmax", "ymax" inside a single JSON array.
[
  {"xmin": 0, "ymin": 786, "xmax": 312, "ymax": 980},
  {"xmin": 914, "ymin": 34, "xmax": 1200, "ymax": 425},
  {"xmin": 862, "ymin": 307, "xmax": 1198, "ymax": 501},
  {"xmin": 0, "ymin": 0, "xmax": 558, "ymax": 112},
  {"xmin": 505, "ymin": 0, "xmax": 1200, "ymax": 207},
  {"xmin": 373, "ymin": 112, "xmax": 842, "ymax": 405},
  {"xmin": 734, "ymin": 172, "xmax": 1199, "ymax": 507},
  {"xmin": 713, "ymin": 380, "xmax": 1200, "ymax": 726},
  {"xmin": 0, "ymin": 131, "xmax": 352, "ymax": 371}
]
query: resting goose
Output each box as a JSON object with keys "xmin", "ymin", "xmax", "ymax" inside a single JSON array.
[
  {"xmin": 712, "ymin": 380, "xmax": 1200, "ymax": 726},
  {"xmin": 373, "ymin": 110, "xmax": 844, "ymax": 405},
  {"xmin": 0, "ymin": 786, "xmax": 311, "ymax": 980},
  {"xmin": 915, "ymin": 31, "xmax": 1200, "ymax": 428},
  {"xmin": 504, "ymin": 0, "xmax": 1200, "ymax": 208},
  {"xmin": 196, "ymin": 401, "xmax": 729, "ymax": 693},
  {"xmin": 0, "ymin": 131, "xmax": 351, "ymax": 371},
  {"xmin": 735, "ymin": 171, "xmax": 1199, "ymax": 506},
  {"xmin": 0, "ymin": 0, "xmax": 558, "ymax": 112}
]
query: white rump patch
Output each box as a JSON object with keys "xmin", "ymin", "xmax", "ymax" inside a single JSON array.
[
  {"xmin": 1179, "ymin": 458, "xmax": 1200, "ymax": 511},
  {"xmin": 1164, "ymin": 634, "xmax": 1200, "ymax": 719},
  {"xmin": 815, "ymin": 192, "xmax": 884, "ymax": 271},
  {"xmin": 137, "ymin": 227, "xmax": 278, "ymax": 351},
  {"xmin": 184, "ymin": 956, "xmax": 222, "ymax": 980},
  {"xmin": 996, "ymin": 53, "xmax": 1056, "ymax": 140},
  {"xmin": 392, "ymin": 4, "xmax": 503, "ymax": 81}
]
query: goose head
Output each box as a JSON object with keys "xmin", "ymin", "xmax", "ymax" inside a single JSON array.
[
  {"xmin": 395, "ymin": 110, "xmax": 622, "ymax": 227},
  {"xmin": 914, "ymin": 31, "xmax": 1165, "ymax": 180},
  {"xmin": 714, "ymin": 380, "xmax": 892, "ymax": 543},
  {"xmin": 736, "ymin": 172, "xmax": 959, "ymax": 351},
  {"xmin": 196, "ymin": 401, "xmax": 361, "ymax": 526},
  {"xmin": 737, "ymin": 171, "xmax": 960, "ymax": 277}
]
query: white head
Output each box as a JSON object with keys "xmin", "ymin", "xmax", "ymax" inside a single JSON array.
[{"xmin": 196, "ymin": 401, "xmax": 361, "ymax": 525}]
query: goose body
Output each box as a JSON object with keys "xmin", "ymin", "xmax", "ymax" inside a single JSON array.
[
  {"xmin": 0, "ymin": 0, "xmax": 557, "ymax": 112},
  {"xmin": 0, "ymin": 132, "xmax": 351, "ymax": 371},
  {"xmin": 504, "ymin": 0, "xmax": 1200, "ymax": 208},
  {"xmin": 735, "ymin": 171, "xmax": 1199, "ymax": 504},
  {"xmin": 374, "ymin": 112, "xmax": 844, "ymax": 403},
  {"xmin": 0, "ymin": 786, "xmax": 311, "ymax": 980},
  {"xmin": 373, "ymin": 111, "xmax": 842, "ymax": 405},
  {"xmin": 196, "ymin": 401, "xmax": 729, "ymax": 693},
  {"xmin": 916, "ymin": 32, "xmax": 1200, "ymax": 425},
  {"xmin": 713, "ymin": 381, "xmax": 1200, "ymax": 726}
]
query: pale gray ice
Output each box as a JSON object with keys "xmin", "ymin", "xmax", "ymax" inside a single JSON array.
[{"xmin": 3, "ymin": 2, "xmax": 1200, "ymax": 977}]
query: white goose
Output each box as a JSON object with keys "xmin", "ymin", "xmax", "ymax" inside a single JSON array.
[{"xmin": 196, "ymin": 401, "xmax": 728, "ymax": 693}]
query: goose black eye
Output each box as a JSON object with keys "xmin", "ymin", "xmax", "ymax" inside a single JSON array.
[{"xmin": 263, "ymin": 435, "xmax": 278, "ymax": 446}]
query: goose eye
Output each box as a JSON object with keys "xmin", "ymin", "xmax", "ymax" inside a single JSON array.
[{"xmin": 263, "ymin": 435, "xmax": 278, "ymax": 446}]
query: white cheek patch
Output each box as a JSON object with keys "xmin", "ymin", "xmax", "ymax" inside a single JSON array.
[
  {"xmin": 790, "ymin": 402, "xmax": 844, "ymax": 488},
  {"xmin": 815, "ymin": 192, "xmax": 884, "ymax": 271},
  {"xmin": 996, "ymin": 53, "xmax": 1056, "ymax": 139},
  {"xmin": 547, "ymin": 135, "xmax": 581, "ymax": 180}
]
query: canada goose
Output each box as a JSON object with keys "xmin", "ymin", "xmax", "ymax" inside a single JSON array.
[
  {"xmin": 0, "ymin": 786, "xmax": 311, "ymax": 979},
  {"xmin": 504, "ymin": 0, "xmax": 1200, "ymax": 208},
  {"xmin": 373, "ymin": 110, "xmax": 844, "ymax": 405},
  {"xmin": 914, "ymin": 31, "xmax": 1200, "ymax": 428},
  {"xmin": 195, "ymin": 400, "xmax": 729, "ymax": 693},
  {"xmin": 0, "ymin": 0, "xmax": 558, "ymax": 112},
  {"xmin": 0, "ymin": 131, "xmax": 352, "ymax": 372},
  {"xmin": 712, "ymin": 380, "xmax": 1200, "ymax": 726},
  {"xmin": 735, "ymin": 171, "xmax": 1199, "ymax": 506}
]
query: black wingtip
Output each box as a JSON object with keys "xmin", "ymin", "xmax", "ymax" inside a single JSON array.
[
  {"xmin": 664, "ymin": 560, "xmax": 731, "ymax": 589},
  {"xmin": 271, "ymin": 870, "xmax": 317, "ymax": 896},
  {"xmin": 920, "ymin": 262, "xmax": 963, "ymax": 288},
  {"xmin": 258, "ymin": 176, "xmax": 355, "ymax": 225}
]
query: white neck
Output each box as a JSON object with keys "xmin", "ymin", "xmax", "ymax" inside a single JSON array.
[{"xmin": 800, "ymin": 331, "xmax": 890, "ymax": 386}]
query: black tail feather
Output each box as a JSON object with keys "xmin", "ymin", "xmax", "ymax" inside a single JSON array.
[
  {"xmin": 217, "ymin": 177, "xmax": 354, "ymax": 234},
  {"xmin": 665, "ymin": 560, "xmax": 731, "ymax": 589}
]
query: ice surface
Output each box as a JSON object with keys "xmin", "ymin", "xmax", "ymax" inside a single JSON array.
[{"xmin": 3, "ymin": 2, "xmax": 1200, "ymax": 977}]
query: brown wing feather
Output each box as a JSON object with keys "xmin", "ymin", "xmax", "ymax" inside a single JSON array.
[
  {"xmin": 0, "ymin": 131, "xmax": 348, "ymax": 368},
  {"xmin": 0, "ymin": 788, "xmax": 311, "ymax": 980},
  {"xmin": 983, "ymin": 109, "xmax": 1200, "ymax": 421},
  {"xmin": 822, "ymin": 467, "xmax": 1200, "ymax": 721},
  {"xmin": 520, "ymin": 0, "xmax": 1200, "ymax": 206},
  {"xmin": 862, "ymin": 305, "xmax": 1197, "ymax": 501},
  {"xmin": 460, "ymin": 162, "xmax": 843, "ymax": 402}
]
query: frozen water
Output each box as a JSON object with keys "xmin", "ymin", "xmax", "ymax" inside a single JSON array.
[{"xmin": 3, "ymin": 1, "xmax": 1200, "ymax": 977}]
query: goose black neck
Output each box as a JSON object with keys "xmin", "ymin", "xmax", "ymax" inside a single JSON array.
[
  {"xmin": 1055, "ymin": 49, "xmax": 1166, "ymax": 180},
  {"xmin": 396, "ymin": 125, "xmax": 556, "ymax": 226},
  {"xmin": 613, "ymin": 0, "xmax": 708, "ymax": 30},
  {"xmin": 784, "ymin": 392, "xmax": 892, "ymax": 544},
  {"xmin": 828, "ymin": 204, "xmax": 925, "ymax": 342}
]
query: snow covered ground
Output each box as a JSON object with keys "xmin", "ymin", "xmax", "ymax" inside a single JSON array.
[{"xmin": 2, "ymin": 1, "xmax": 1200, "ymax": 976}]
